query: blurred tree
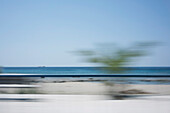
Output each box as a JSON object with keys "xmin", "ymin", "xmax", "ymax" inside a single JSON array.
[
  {"xmin": 76, "ymin": 42, "xmax": 157, "ymax": 73},
  {"xmin": 75, "ymin": 42, "xmax": 158, "ymax": 99}
]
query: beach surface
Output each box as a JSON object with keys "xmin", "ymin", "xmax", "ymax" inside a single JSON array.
[
  {"xmin": 0, "ymin": 94, "xmax": 170, "ymax": 113},
  {"xmin": 0, "ymin": 80, "xmax": 170, "ymax": 113},
  {"xmin": 40, "ymin": 82, "xmax": 170, "ymax": 95}
]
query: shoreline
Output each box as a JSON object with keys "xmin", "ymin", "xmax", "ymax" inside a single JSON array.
[{"xmin": 1, "ymin": 73, "xmax": 170, "ymax": 85}]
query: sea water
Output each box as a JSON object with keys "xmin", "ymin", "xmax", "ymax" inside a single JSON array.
[{"xmin": 1, "ymin": 67, "xmax": 170, "ymax": 84}]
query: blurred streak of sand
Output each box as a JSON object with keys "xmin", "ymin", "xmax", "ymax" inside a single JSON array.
[
  {"xmin": 40, "ymin": 82, "xmax": 170, "ymax": 95},
  {"xmin": 0, "ymin": 94, "xmax": 170, "ymax": 113}
]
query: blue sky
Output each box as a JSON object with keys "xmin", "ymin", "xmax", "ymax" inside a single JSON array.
[{"xmin": 0, "ymin": 0, "xmax": 170, "ymax": 66}]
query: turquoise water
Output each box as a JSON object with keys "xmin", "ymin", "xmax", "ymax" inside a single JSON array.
[
  {"xmin": 1, "ymin": 67, "xmax": 170, "ymax": 84},
  {"xmin": 2, "ymin": 67, "xmax": 170, "ymax": 75}
]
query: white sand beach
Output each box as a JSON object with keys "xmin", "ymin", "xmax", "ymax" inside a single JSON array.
[
  {"xmin": 1, "ymin": 76, "xmax": 170, "ymax": 113},
  {"xmin": 1, "ymin": 81, "xmax": 170, "ymax": 95},
  {"xmin": 40, "ymin": 82, "xmax": 170, "ymax": 95},
  {"xmin": 0, "ymin": 94, "xmax": 170, "ymax": 113}
]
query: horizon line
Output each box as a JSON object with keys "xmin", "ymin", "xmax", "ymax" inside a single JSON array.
[{"xmin": 1, "ymin": 65, "xmax": 170, "ymax": 67}]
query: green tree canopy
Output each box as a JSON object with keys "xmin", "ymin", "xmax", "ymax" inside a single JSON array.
[{"xmin": 76, "ymin": 42, "xmax": 157, "ymax": 73}]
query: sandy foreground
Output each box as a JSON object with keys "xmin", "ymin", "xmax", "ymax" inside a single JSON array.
[
  {"xmin": 39, "ymin": 82, "xmax": 170, "ymax": 95},
  {"xmin": 0, "ymin": 82, "xmax": 170, "ymax": 113},
  {"xmin": 1, "ymin": 82, "xmax": 170, "ymax": 95},
  {"xmin": 0, "ymin": 94, "xmax": 170, "ymax": 113}
]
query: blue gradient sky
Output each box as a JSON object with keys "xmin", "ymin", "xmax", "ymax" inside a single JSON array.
[{"xmin": 0, "ymin": 0, "xmax": 170, "ymax": 66}]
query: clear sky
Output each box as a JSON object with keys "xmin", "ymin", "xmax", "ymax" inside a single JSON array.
[{"xmin": 0, "ymin": 0, "xmax": 170, "ymax": 67}]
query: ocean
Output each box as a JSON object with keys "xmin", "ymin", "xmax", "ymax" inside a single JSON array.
[{"xmin": 1, "ymin": 67, "xmax": 170, "ymax": 84}]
